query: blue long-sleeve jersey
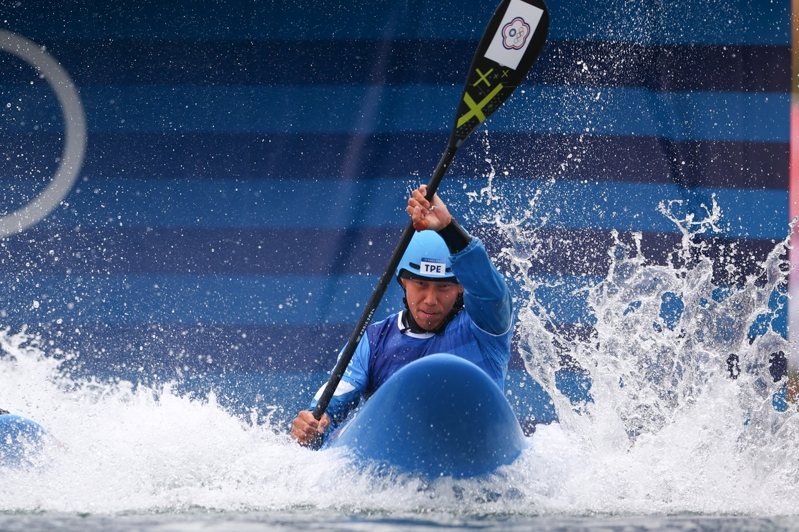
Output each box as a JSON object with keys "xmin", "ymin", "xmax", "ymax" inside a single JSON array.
[{"xmin": 309, "ymin": 237, "xmax": 513, "ymax": 434}]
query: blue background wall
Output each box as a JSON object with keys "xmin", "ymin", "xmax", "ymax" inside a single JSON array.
[{"xmin": 0, "ymin": 1, "xmax": 791, "ymax": 424}]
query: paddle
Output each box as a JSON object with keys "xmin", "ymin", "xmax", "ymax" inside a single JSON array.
[{"xmin": 312, "ymin": 0, "xmax": 550, "ymax": 420}]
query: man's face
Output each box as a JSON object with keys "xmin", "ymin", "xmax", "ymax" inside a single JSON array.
[{"xmin": 401, "ymin": 277, "xmax": 464, "ymax": 331}]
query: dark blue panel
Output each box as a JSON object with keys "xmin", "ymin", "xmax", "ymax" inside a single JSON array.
[
  {"xmin": 3, "ymin": 132, "xmax": 788, "ymax": 190},
  {"xmin": 539, "ymin": 41, "xmax": 790, "ymax": 93},
  {"xmin": 5, "ymin": 0, "xmax": 790, "ymax": 45},
  {"xmin": 2, "ymin": 85, "xmax": 789, "ymax": 142},
  {"xmin": 0, "ymin": 226, "xmax": 781, "ymax": 281},
  {"xmin": 2, "ymin": 40, "xmax": 789, "ymax": 93}
]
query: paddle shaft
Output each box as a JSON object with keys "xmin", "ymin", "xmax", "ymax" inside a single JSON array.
[{"xmin": 312, "ymin": 142, "xmax": 458, "ymax": 420}]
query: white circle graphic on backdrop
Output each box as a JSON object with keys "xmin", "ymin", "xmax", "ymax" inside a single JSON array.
[{"xmin": 0, "ymin": 30, "xmax": 87, "ymax": 238}]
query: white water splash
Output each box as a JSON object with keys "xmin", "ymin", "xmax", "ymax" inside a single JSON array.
[
  {"xmin": 487, "ymin": 185, "xmax": 799, "ymax": 515},
  {"xmin": 0, "ymin": 328, "xmax": 538, "ymax": 515}
]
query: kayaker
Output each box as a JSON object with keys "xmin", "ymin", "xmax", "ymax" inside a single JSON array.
[{"xmin": 291, "ymin": 185, "xmax": 513, "ymax": 446}]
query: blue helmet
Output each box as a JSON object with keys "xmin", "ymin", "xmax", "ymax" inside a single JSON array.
[{"xmin": 396, "ymin": 230, "xmax": 456, "ymax": 282}]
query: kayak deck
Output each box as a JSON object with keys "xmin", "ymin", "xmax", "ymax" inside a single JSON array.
[{"xmin": 326, "ymin": 353, "xmax": 527, "ymax": 478}]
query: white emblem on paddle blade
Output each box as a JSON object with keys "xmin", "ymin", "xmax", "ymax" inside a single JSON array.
[{"xmin": 484, "ymin": 0, "xmax": 543, "ymax": 69}]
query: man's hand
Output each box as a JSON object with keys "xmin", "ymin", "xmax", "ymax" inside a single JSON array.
[
  {"xmin": 406, "ymin": 185, "xmax": 452, "ymax": 231},
  {"xmin": 290, "ymin": 410, "xmax": 330, "ymax": 446}
]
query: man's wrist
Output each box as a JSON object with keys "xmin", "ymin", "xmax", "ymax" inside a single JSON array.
[{"xmin": 437, "ymin": 218, "xmax": 472, "ymax": 254}]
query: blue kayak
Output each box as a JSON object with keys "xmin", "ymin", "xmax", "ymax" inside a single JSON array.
[
  {"xmin": 325, "ymin": 353, "xmax": 527, "ymax": 478},
  {"xmin": 0, "ymin": 414, "xmax": 46, "ymax": 467}
]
